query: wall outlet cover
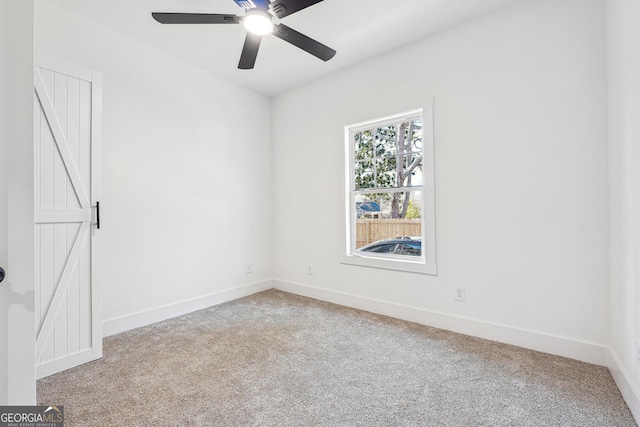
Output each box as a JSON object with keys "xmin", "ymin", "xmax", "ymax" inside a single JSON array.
[{"xmin": 454, "ymin": 286, "xmax": 465, "ymax": 302}]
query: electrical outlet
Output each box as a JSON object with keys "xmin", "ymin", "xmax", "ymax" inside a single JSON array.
[
  {"xmin": 636, "ymin": 339, "xmax": 640, "ymax": 366},
  {"xmin": 454, "ymin": 286, "xmax": 465, "ymax": 302},
  {"xmin": 246, "ymin": 263, "xmax": 252, "ymax": 274},
  {"xmin": 307, "ymin": 264, "xmax": 313, "ymax": 275}
]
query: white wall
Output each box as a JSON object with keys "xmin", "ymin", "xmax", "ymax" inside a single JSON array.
[
  {"xmin": 0, "ymin": 0, "xmax": 36, "ymax": 404},
  {"xmin": 606, "ymin": 0, "xmax": 640, "ymax": 420},
  {"xmin": 272, "ymin": 0, "xmax": 609, "ymax": 363},
  {"xmin": 35, "ymin": 1, "xmax": 273, "ymax": 332}
]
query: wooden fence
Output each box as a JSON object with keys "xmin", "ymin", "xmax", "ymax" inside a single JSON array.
[{"xmin": 355, "ymin": 219, "xmax": 421, "ymax": 248}]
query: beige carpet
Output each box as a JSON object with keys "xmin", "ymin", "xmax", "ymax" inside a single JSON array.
[{"xmin": 38, "ymin": 289, "xmax": 636, "ymax": 426}]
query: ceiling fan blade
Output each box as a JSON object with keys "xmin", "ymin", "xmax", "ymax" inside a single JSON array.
[
  {"xmin": 238, "ymin": 33, "xmax": 262, "ymax": 69},
  {"xmin": 152, "ymin": 13, "xmax": 240, "ymax": 24},
  {"xmin": 270, "ymin": 0, "xmax": 324, "ymax": 19},
  {"xmin": 273, "ymin": 24, "xmax": 336, "ymax": 62}
]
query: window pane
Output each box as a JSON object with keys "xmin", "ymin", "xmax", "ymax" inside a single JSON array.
[
  {"xmin": 409, "ymin": 119, "xmax": 423, "ymax": 152},
  {"xmin": 375, "ymin": 158, "xmax": 397, "ymax": 188},
  {"xmin": 374, "ymin": 126, "xmax": 397, "ymax": 157},
  {"xmin": 355, "ymin": 160, "xmax": 375, "ymax": 189},
  {"xmin": 399, "ymin": 154, "xmax": 423, "ymax": 187},
  {"xmin": 354, "ymin": 191, "xmax": 422, "ymax": 251},
  {"xmin": 354, "ymin": 131, "xmax": 373, "ymax": 160}
]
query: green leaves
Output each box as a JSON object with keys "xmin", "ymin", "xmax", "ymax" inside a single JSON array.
[
  {"xmin": 353, "ymin": 118, "xmax": 424, "ymax": 218},
  {"xmin": 354, "ymin": 120, "xmax": 423, "ymax": 190}
]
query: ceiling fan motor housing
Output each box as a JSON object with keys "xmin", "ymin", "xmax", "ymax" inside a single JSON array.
[
  {"xmin": 233, "ymin": 0, "xmax": 270, "ymax": 10},
  {"xmin": 233, "ymin": 1, "xmax": 255, "ymax": 8}
]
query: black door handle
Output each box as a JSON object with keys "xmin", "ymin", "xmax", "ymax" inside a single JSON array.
[
  {"xmin": 0, "ymin": 267, "xmax": 5, "ymax": 283},
  {"xmin": 92, "ymin": 202, "xmax": 100, "ymax": 229}
]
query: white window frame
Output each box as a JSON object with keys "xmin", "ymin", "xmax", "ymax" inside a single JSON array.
[{"xmin": 341, "ymin": 99, "xmax": 437, "ymax": 275}]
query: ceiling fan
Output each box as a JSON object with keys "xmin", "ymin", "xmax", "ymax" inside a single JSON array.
[{"xmin": 152, "ymin": 0, "xmax": 336, "ymax": 70}]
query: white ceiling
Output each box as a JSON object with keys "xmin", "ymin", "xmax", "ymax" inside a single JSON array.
[{"xmin": 49, "ymin": 0, "xmax": 521, "ymax": 97}]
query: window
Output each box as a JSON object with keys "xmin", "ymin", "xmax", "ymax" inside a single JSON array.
[{"xmin": 342, "ymin": 101, "xmax": 436, "ymax": 275}]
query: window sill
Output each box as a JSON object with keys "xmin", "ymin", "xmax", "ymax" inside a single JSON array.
[{"xmin": 340, "ymin": 254, "xmax": 437, "ymax": 275}]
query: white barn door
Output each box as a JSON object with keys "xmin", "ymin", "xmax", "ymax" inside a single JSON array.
[{"xmin": 34, "ymin": 58, "xmax": 102, "ymax": 378}]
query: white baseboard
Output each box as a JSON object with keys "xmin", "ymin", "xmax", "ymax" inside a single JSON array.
[
  {"xmin": 608, "ymin": 349, "xmax": 640, "ymax": 424},
  {"xmin": 103, "ymin": 279, "xmax": 273, "ymax": 337},
  {"xmin": 273, "ymin": 279, "xmax": 609, "ymax": 367}
]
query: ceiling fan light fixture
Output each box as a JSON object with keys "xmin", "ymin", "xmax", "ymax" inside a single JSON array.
[{"xmin": 243, "ymin": 10, "xmax": 273, "ymax": 35}]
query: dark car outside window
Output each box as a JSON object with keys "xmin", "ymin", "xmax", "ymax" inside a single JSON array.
[
  {"xmin": 366, "ymin": 243, "xmax": 399, "ymax": 253},
  {"xmin": 397, "ymin": 243, "xmax": 421, "ymax": 256}
]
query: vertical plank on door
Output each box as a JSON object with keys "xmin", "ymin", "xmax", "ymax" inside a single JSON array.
[
  {"xmin": 38, "ymin": 68, "xmax": 55, "ymax": 364},
  {"xmin": 78, "ymin": 79, "xmax": 92, "ymax": 351},
  {"xmin": 66, "ymin": 76, "xmax": 81, "ymax": 355},
  {"xmin": 52, "ymin": 72, "xmax": 68, "ymax": 360},
  {"xmin": 34, "ymin": 95, "xmax": 41, "ymax": 357}
]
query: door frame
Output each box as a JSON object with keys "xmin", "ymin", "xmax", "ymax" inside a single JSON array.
[{"xmin": 0, "ymin": 0, "xmax": 36, "ymax": 405}]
